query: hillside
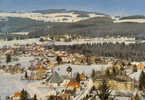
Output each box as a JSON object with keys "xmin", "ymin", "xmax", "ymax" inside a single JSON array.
[
  {"xmin": 32, "ymin": 9, "xmax": 68, "ymax": 14},
  {"xmin": 1, "ymin": 11, "xmax": 145, "ymax": 40},
  {"xmin": 32, "ymin": 9, "xmax": 106, "ymax": 15},
  {"xmin": 28, "ymin": 16, "xmax": 145, "ymax": 40},
  {"xmin": 0, "ymin": 17, "xmax": 51, "ymax": 33},
  {"xmin": 120, "ymin": 15, "xmax": 145, "ymax": 20}
]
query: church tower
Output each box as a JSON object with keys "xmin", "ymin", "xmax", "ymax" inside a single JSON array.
[{"xmin": 66, "ymin": 66, "xmax": 72, "ymax": 78}]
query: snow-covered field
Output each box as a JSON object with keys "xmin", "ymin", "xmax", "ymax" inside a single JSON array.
[
  {"xmin": 0, "ymin": 12, "xmax": 105, "ymax": 23},
  {"xmin": 54, "ymin": 64, "xmax": 112, "ymax": 77},
  {"xmin": 0, "ymin": 62, "xmax": 112, "ymax": 99},
  {"xmin": 0, "ymin": 38, "xmax": 40, "ymax": 48},
  {"xmin": 54, "ymin": 37, "xmax": 137, "ymax": 45},
  {"xmin": 0, "ymin": 71, "xmax": 31, "ymax": 100},
  {"xmin": 114, "ymin": 19, "xmax": 145, "ymax": 23},
  {"xmin": 0, "ymin": 56, "xmax": 34, "ymax": 68},
  {"xmin": 0, "ymin": 70, "xmax": 47, "ymax": 100}
]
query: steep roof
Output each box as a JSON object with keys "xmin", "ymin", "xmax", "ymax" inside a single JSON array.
[
  {"xmin": 66, "ymin": 81, "xmax": 80, "ymax": 88},
  {"xmin": 13, "ymin": 92, "xmax": 21, "ymax": 97},
  {"xmin": 47, "ymin": 71, "xmax": 64, "ymax": 83}
]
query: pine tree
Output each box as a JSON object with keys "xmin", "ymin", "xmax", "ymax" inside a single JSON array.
[
  {"xmin": 134, "ymin": 93, "xmax": 140, "ymax": 100},
  {"xmin": 33, "ymin": 94, "xmax": 37, "ymax": 100},
  {"xmin": 56, "ymin": 56, "xmax": 62, "ymax": 65},
  {"xmin": 96, "ymin": 80, "xmax": 112, "ymax": 100},
  {"xmin": 112, "ymin": 67, "xmax": 116, "ymax": 75},
  {"xmin": 25, "ymin": 71, "xmax": 28, "ymax": 79},
  {"xmin": 91, "ymin": 69, "xmax": 96, "ymax": 81},
  {"xmin": 6, "ymin": 54, "xmax": 11, "ymax": 63},
  {"xmin": 133, "ymin": 65, "xmax": 137, "ymax": 72},
  {"xmin": 20, "ymin": 89, "xmax": 28, "ymax": 100},
  {"xmin": 76, "ymin": 73, "xmax": 81, "ymax": 82},
  {"xmin": 105, "ymin": 69, "xmax": 110, "ymax": 77},
  {"xmin": 139, "ymin": 71, "xmax": 145, "ymax": 90}
]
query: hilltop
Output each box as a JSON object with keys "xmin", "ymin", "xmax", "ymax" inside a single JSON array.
[
  {"xmin": 1, "ymin": 10, "xmax": 145, "ymax": 40},
  {"xmin": 0, "ymin": 17, "xmax": 51, "ymax": 33},
  {"xmin": 32, "ymin": 9, "xmax": 107, "ymax": 15},
  {"xmin": 120, "ymin": 15, "xmax": 145, "ymax": 20}
]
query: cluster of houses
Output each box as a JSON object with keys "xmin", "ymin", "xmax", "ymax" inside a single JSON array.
[
  {"xmin": 11, "ymin": 66, "xmax": 89, "ymax": 100},
  {"xmin": 0, "ymin": 42, "xmax": 109, "ymax": 68},
  {"xmin": 40, "ymin": 34, "xmax": 84, "ymax": 42},
  {"xmin": 0, "ymin": 40, "xmax": 145, "ymax": 100}
]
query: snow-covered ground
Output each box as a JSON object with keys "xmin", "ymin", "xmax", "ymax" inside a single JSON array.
[
  {"xmin": 0, "ymin": 71, "xmax": 34, "ymax": 100},
  {"xmin": 0, "ymin": 12, "xmax": 105, "ymax": 23},
  {"xmin": 10, "ymin": 32, "xmax": 29, "ymax": 35},
  {"xmin": 54, "ymin": 64, "xmax": 112, "ymax": 77},
  {"xmin": 129, "ymin": 70, "xmax": 143, "ymax": 81},
  {"xmin": 54, "ymin": 37, "xmax": 139, "ymax": 45},
  {"xmin": 0, "ymin": 56, "xmax": 34, "ymax": 68},
  {"xmin": 28, "ymin": 81, "xmax": 61, "ymax": 100},
  {"xmin": 114, "ymin": 19, "xmax": 145, "ymax": 23},
  {"xmin": 0, "ymin": 38, "xmax": 40, "ymax": 48}
]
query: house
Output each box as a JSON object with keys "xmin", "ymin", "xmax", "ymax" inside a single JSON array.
[
  {"xmin": 128, "ymin": 63, "xmax": 145, "ymax": 72},
  {"xmin": 47, "ymin": 89, "xmax": 57, "ymax": 96},
  {"xmin": 24, "ymin": 65, "xmax": 48, "ymax": 80},
  {"xmin": 88, "ymin": 56, "xmax": 99, "ymax": 64},
  {"xmin": 94, "ymin": 75, "xmax": 135, "ymax": 91},
  {"xmin": 12, "ymin": 92, "xmax": 21, "ymax": 100},
  {"xmin": 48, "ymin": 96, "xmax": 64, "ymax": 100},
  {"xmin": 66, "ymin": 81, "xmax": 81, "ymax": 91},
  {"xmin": 80, "ymin": 73, "xmax": 87, "ymax": 81},
  {"xmin": 59, "ymin": 93, "xmax": 71, "ymax": 100},
  {"xmin": 47, "ymin": 61, "xmax": 57, "ymax": 67},
  {"xmin": 35, "ymin": 66, "xmax": 48, "ymax": 80},
  {"xmin": 7, "ymin": 64, "xmax": 23, "ymax": 74},
  {"xmin": 61, "ymin": 55, "xmax": 72, "ymax": 63},
  {"xmin": 72, "ymin": 53, "xmax": 85, "ymax": 65},
  {"xmin": 137, "ymin": 63, "xmax": 144, "ymax": 70}
]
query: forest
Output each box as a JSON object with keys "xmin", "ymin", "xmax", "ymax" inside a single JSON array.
[
  {"xmin": 28, "ymin": 17, "xmax": 145, "ymax": 40},
  {"xmin": 52, "ymin": 43, "xmax": 145, "ymax": 61}
]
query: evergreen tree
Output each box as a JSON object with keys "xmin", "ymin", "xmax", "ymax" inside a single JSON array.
[
  {"xmin": 133, "ymin": 65, "xmax": 137, "ymax": 72},
  {"xmin": 105, "ymin": 69, "xmax": 110, "ymax": 77},
  {"xmin": 6, "ymin": 54, "xmax": 11, "ymax": 63},
  {"xmin": 96, "ymin": 80, "xmax": 112, "ymax": 100},
  {"xmin": 33, "ymin": 94, "xmax": 37, "ymax": 100},
  {"xmin": 134, "ymin": 93, "xmax": 140, "ymax": 100},
  {"xmin": 56, "ymin": 56, "xmax": 62, "ymax": 65},
  {"xmin": 91, "ymin": 69, "xmax": 96, "ymax": 81},
  {"xmin": 75, "ymin": 73, "xmax": 81, "ymax": 82},
  {"xmin": 112, "ymin": 67, "xmax": 116, "ymax": 75},
  {"xmin": 20, "ymin": 89, "xmax": 29, "ymax": 100},
  {"xmin": 139, "ymin": 71, "xmax": 145, "ymax": 90},
  {"xmin": 25, "ymin": 71, "xmax": 28, "ymax": 79}
]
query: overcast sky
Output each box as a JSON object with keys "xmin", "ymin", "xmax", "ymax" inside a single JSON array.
[{"xmin": 0, "ymin": 0, "xmax": 145, "ymax": 16}]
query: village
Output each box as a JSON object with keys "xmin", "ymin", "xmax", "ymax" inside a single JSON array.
[{"xmin": 0, "ymin": 36, "xmax": 145, "ymax": 100}]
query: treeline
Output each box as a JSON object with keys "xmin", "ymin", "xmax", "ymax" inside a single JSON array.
[
  {"xmin": 0, "ymin": 17, "xmax": 51, "ymax": 34},
  {"xmin": 120, "ymin": 15, "xmax": 145, "ymax": 20},
  {"xmin": 53, "ymin": 43, "xmax": 145, "ymax": 61},
  {"xmin": 28, "ymin": 17, "xmax": 145, "ymax": 40}
]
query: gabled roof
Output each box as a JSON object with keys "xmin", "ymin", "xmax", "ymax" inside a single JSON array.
[
  {"xmin": 13, "ymin": 92, "xmax": 21, "ymax": 97},
  {"xmin": 47, "ymin": 71, "xmax": 64, "ymax": 83},
  {"xmin": 36, "ymin": 66, "xmax": 48, "ymax": 71},
  {"xmin": 66, "ymin": 81, "xmax": 80, "ymax": 88}
]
